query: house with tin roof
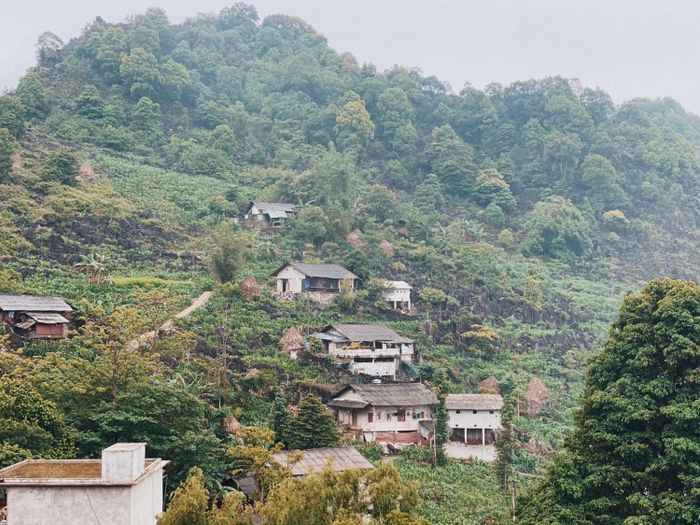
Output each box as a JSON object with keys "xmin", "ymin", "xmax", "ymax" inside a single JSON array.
[
  {"xmin": 329, "ymin": 383, "xmax": 437, "ymax": 448},
  {"xmin": 0, "ymin": 294, "xmax": 72, "ymax": 340},
  {"xmin": 272, "ymin": 446, "xmax": 374, "ymax": 477},
  {"xmin": 244, "ymin": 201, "xmax": 298, "ymax": 229},
  {"xmin": 382, "ymin": 280, "xmax": 413, "ymax": 311},
  {"xmin": 272, "ymin": 262, "xmax": 359, "ymax": 303},
  {"xmin": 445, "ymin": 393, "xmax": 504, "ymax": 461},
  {"xmin": 313, "ymin": 324, "xmax": 415, "ymax": 379}
]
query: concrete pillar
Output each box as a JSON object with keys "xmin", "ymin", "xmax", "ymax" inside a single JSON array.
[
  {"xmin": 102, "ymin": 443, "xmax": 146, "ymax": 481},
  {"xmin": 481, "ymin": 428, "xmax": 485, "ymax": 446}
]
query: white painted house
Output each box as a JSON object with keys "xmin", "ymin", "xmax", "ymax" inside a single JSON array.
[
  {"xmin": 272, "ymin": 262, "xmax": 359, "ymax": 302},
  {"xmin": 243, "ymin": 201, "xmax": 298, "ymax": 228},
  {"xmin": 313, "ymin": 324, "xmax": 415, "ymax": 379},
  {"xmin": 0, "ymin": 443, "xmax": 168, "ymax": 525},
  {"xmin": 329, "ymin": 383, "xmax": 437, "ymax": 448},
  {"xmin": 382, "ymin": 280, "xmax": 412, "ymax": 311},
  {"xmin": 446, "ymin": 393, "xmax": 503, "ymax": 449}
]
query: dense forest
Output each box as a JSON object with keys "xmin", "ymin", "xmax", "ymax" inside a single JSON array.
[{"xmin": 0, "ymin": 4, "xmax": 699, "ymax": 524}]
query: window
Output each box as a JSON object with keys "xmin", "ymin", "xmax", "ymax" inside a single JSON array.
[
  {"xmin": 472, "ymin": 410, "xmax": 477, "ymax": 414},
  {"xmin": 397, "ymin": 409, "xmax": 405, "ymax": 422},
  {"xmin": 368, "ymin": 412, "xmax": 374, "ymax": 423},
  {"xmin": 456, "ymin": 410, "xmax": 461, "ymax": 414},
  {"xmin": 489, "ymin": 410, "xmax": 494, "ymax": 414}
]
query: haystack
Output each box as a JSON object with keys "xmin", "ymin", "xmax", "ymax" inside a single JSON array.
[
  {"xmin": 11, "ymin": 152, "xmax": 23, "ymax": 173},
  {"xmin": 478, "ymin": 375, "xmax": 501, "ymax": 394},
  {"xmin": 379, "ymin": 240, "xmax": 395, "ymax": 257},
  {"xmin": 347, "ymin": 228, "xmax": 364, "ymax": 250},
  {"xmin": 279, "ymin": 327, "xmax": 305, "ymax": 354},
  {"xmin": 78, "ymin": 162, "xmax": 98, "ymax": 183},
  {"xmin": 223, "ymin": 415, "xmax": 241, "ymax": 435},
  {"xmin": 519, "ymin": 377, "xmax": 550, "ymax": 416},
  {"xmin": 240, "ymin": 276, "xmax": 262, "ymax": 299}
]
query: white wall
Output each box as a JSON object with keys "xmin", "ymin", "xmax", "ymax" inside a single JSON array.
[
  {"xmin": 384, "ymin": 287, "xmax": 411, "ymax": 304},
  {"xmin": 275, "ymin": 266, "xmax": 305, "ymax": 294},
  {"xmin": 349, "ymin": 359, "xmax": 397, "ymax": 378},
  {"xmin": 6, "ymin": 469, "xmax": 164, "ymax": 525},
  {"xmin": 337, "ymin": 404, "xmax": 433, "ymax": 433},
  {"xmin": 447, "ymin": 409, "xmax": 501, "ymax": 430}
]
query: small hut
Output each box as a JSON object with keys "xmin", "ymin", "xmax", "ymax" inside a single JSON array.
[
  {"xmin": 279, "ymin": 327, "xmax": 305, "ymax": 359},
  {"xmin": 478, "ymin": 375, "xmax": 501, "ymax": 394},
  {"xmin": 239, "ymin": 276, "xmax": 262, "ymax": 299}
]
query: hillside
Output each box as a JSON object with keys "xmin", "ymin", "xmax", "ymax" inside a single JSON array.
[{"xmin": 1, "ymin": 4, "xmax": 699, "ymax": 524}]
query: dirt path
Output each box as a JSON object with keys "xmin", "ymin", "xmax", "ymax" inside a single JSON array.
[{"xmin": 128, "ymin": 290, "xmax": 212, "ymax": 351}]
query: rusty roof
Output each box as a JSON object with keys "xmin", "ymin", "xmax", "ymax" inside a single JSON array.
[
  {"xmin": 0, "ymin": 295, "xmax": 72, "ymax": 312},
  {"xmin": 272, "ymin": 447, "xmax": 373, "ymax": 476},
  {"xmin": 332, "ymin": 383, "xmax": 437, "ymax": 407},
  {"xmin": 445, "ymin": 393, "xmax": 504, "ymax": 411},
  {"xmin": 25, "ymin": 312, "xmax": 70, "ymax": 325},
  {"xmin": 323, "ymin": 324, "xmax": 413, "ymax": 343}
]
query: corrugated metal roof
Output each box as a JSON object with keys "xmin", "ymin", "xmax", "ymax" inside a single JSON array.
[
  {"xmin": 326, "ymin": 324, "xmax": 413, "ymax": 344},
  {"xmin": 328, "ymin": 399, "xmax": 368, "ymax": 409},
  {"xmin": 384, "ymin": 280, "xmax": 412, "ymax": 290},
  {"xmin": 265, "ymin": 210, "xmax": 288, "ymax": 219},
  {"xmin": 334, "ymin": 383, "xmax": 438, "ymax": 407},
  {"xmin": 251, "ymin": 202, "xmax": 298, "ymax": 214},
  {"xmin": 445, "ymin": 394, "xmax": 504, "ymax": 411},
  {"xmin": 26, "ymin": 313, "xmax": 70, "ymax": 325},
  {"xmin": 272, "ymin": 447, "xmax": 373, "ymax": 476},
  {"xmin": 0, "ymin": 295, "xmax": 72, "ymax": 312},
  {"xmin": 286, "ymin": 262, "xmax": 358, "ymax": 280}
]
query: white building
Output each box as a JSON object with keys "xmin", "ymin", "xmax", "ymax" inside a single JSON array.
[
  {"xmin": 0, "ymin": 443, "xmax": 168, "ymax": 525},
  {"xmin": 243, "ymin": 201, "xmax": 298, "ymax": 228},
  {"xmin": 382, "ymin": 280, "xmax": 412, "ymax": 311},
  {"xmin": 272, "ymin": 262, "xmax": 359, "ymax": 302},
  {"xmin": 329, "ymin": 383, "xmax": 437, "ymax": 448},
  {"xmin": 446, "ymin": 393, "xmax": 503, "ymax": 455},
  {"xmin": 313, "ymin": 324, "xmax": 414, "ymax": 379}
]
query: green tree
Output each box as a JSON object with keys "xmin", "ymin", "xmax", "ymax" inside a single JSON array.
[
  {"xmin": 76, "ymin": 85, "xmax": 104, "ymax": 120},
  {"xmin": 522, "ymin": 196, "xmax": 592, "ymax": 260},
  {"xmin": 120, "ymin": 47, "xmax": 160, "ymax": 98},
  {"xmin": 335, "ymin": 96, "xmax": 375, "ymax": 153},
  {"xmin": 474, "ymin": 168, "xmax": 517, "ymax": 211},
  {"xmin": 291, "ymin": 205, "xmax": 328, "ymax": 245},
  {"xmin": 0, "ymin": 376, "xmax": 74, "ymax": 460},
  {"xmin": 158, "ymin": 467, "xmax": 208, "ymax": 525},
  {"xmin": 360, "ymin": 184, "xmax": 400, "ymax": 223},
  {"xmin": 288, "ymin": 393, "xmax": 340, "ymax": 450},
  {"xmin": 423, "ymin": 124, "xmax": 477, "ymax": 197},
  {"xmin": 132, "ymin": 96, "xmax": 161, "ymax": 140},
  {"xmin": 41, "ymin": 148, "xmax": 79, "ymax": 185},
  {"xmin": 494, "ymin": 398, "xmax": 516, "ymax": 489},
  {"xmin": 271, "ymin": 388, "xmax": 291, "ymax": 447},
  {"xmin": 580, "ymin": 153, "xmax": 625, "ymax": 214},
  {"xmin": 518, "ymin": 279, "xmax": 700, "ymax": 525},
  {"xmin": 413, "ymin": 174, "xmax": 444, "ymax": 215},
  {"xmin": 0, "ymin": 128, "xmax": 16, "ymax": 183},
  {"xmin": 36, "ymin": 31, "xmax": 63, "ymax": 65},
  {"xmin": 16, "ymin": 72, "xmax": 50, "ymax": 119},
  {"xmin": 210, "ymin": 225, "xmax": 247, "ymax": 284},
  {"xmin": 96, "ymin": 27, "xmax": 128, "ymax": 82},
  {"xmin": 0, "ymin": 95, "xmax": 26, "ymax": 138}
]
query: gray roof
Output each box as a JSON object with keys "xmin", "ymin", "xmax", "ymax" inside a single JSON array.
[
  {"xmin": 325, "ymin": 324, "xmax": 413, "ymax": 344},
  {"xmin": 272, "ymin": 447, "xmax": 373, "ymax": 476},
  {"xmin": 25, "ymin": 312, "xmax": 70, "ymax": 325},
  {"xmin": 384, "ymin": 280, "xmax": 412, "ymax": 290},
  {"xmin": 278, "ymin": 262, "xmax": 358, "ymax": 280},
  {"xmin": 0, "ymin": 295, "xmax": 72, "ymax": 312},
  {"xmin": 446, "ymin": 394, "xmax": 504, "ymax": 411},
  {"xmin": 332, "ymin": 383, "xmax": 438, "ymax": 407},
  {"xmin": 251, "ymin": 201, "xmax": 298, "ymax": 214}
]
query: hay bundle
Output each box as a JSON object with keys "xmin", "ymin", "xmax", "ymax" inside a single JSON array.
[
  {"xmin": 240, "ymin": 276, "xmax": 262, "ymax": 299},
  {"xmin": 223, "ymin": 415, "xmax": 241, "ymax": 435},
  {"xmin": 78, "ymin": 162, "xmax": 98, "ymax": 183},
  {"xmin": 346, "ymin": 228, "xmax": 364, "ymax": 250},
  {"xmin": 379, "ymin": 240, "xmax": 395, "ymax": 257},
  {"xmin": 478, "ymin": 375, "xmax": 501, "ymax": 394},
  {"xmin": 519, "ymin": 377, "xmax": 550, "ymax": 416},
  {"xmin": 279, "ymin": 327, "xmax": 304, "ymax": 353},
  {"xmin": 11, "ymin": 152, "xmax": 23, "ymax": 173}
]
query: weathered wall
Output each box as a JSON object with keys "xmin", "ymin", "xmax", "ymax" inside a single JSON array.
[
  {"xmin": 447, "ymin": 409, "xmax": 501, "ymax": 430},
  {"xmin": 275, "ymin": 266, "xmax": 305, "ymax": 293}
]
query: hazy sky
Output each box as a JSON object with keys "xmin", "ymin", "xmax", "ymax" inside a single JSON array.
[{"xmin": 3, "ymin": 1, "xmax": 700, "ymax": 113}]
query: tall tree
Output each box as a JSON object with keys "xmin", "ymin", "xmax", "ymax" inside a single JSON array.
[
  {"xmin": 0, "ymin": 128, "xmax": 16, "ymax": 183},
  {"xmin": 16, "ymin": 72, "xmax": 50, "ymax": 119},
  {"xmin": 518, "ymin": 279, "xmax": 700, "ymax": 525},
  {"xmin": 288, "ymin": 393, "xmax": 340, "ymax": 450}
]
